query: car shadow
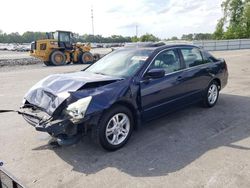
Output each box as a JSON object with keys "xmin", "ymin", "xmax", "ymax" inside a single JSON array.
[{"xmin": 33, "ymin": 93, "xmax": 250, "ymax": 177}]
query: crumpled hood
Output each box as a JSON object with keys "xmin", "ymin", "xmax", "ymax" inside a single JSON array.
[{"xmin": 23, "ymin": 71, "xmax": 121, "ymax": 115}]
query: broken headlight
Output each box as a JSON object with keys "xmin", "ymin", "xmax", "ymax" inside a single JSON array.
[{"xmin": 66, "ymin": 96, "xmax": 92, "ymax": 123}]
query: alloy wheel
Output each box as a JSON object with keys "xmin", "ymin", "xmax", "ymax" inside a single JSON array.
[
  {"xmin": 105, "ymin": 113, "xmax": 130, "ymax": 146},
  {"xmin": 208, "ymin": 84, "xmax": 218, "ymax": 105}
]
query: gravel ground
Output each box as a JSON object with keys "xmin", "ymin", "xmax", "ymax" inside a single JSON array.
[
  {"xmin": 0, "ymin": 50, "xmax": 30, "ymax": 60},
  {"xmin": 0, "ymin": 58, "xmax": 43, "ymax": 67},
  {"xmin": 0, "ymin": 49, "xmax": 250, "ymax": 188},
  {"xmin": 0, "ymin": 50, "xmax": 43, "ymax": 69},
  {"xmin": 0, "ymin": 48, "xmax": 112, "ymax": 68}
]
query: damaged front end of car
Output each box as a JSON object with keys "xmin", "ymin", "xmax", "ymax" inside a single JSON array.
[
  {"xmin": 20, "ymin": 99, "xmax": 97, "ymax": 145},
  {"xmin": 20, "ymin": 102, "xmax": 79, "ymax": 138},
  {"xmin": 20, "ymin": 71, "xmax": 127, "ymax": 145}
]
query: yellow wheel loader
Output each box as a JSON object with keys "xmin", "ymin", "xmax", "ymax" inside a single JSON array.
[{"xmin": 30, "ymin": 30, "xmax": 100, "ymax": 66}]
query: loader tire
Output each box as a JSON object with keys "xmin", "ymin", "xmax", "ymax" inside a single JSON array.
[
  {"xmin": 50, "ymin": 50, "xmax": 66, "ymax": 66},
  {"xmin": 93, "ymin": 53, "xmax": 101, "ymax": 62},
  {"xmin": 43, "ymin": 61, "xmax": 52, "ymax": 66},
  {"xmin": 78, "ymin": 52, "xmax": 94, "ymax": 64}
]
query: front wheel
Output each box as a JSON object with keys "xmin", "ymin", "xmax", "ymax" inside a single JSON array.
[
  {"xmin": 92, "ymin": 105, "xmax": 134, "ymax": 151},
  {"xmin": 78, "ymin": 52, "xmax": 94, "ymax": 64},
  {"xmin": 203, "ymin": 81, "xmax": 219, "ymax": 108}
]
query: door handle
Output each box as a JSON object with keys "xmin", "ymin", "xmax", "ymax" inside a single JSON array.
[
  {"xmin": 176, "ymin": 76, "xmax": 182, "ymax": 81},
  {"xmin": 140, "ymin": 79, "xmax": 150, "ymax": 84}
]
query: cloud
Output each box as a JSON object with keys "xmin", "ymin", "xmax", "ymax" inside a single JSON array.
[
  {"xmin": 105, "ymin": 0, "xmax": 223, "ymax": 38},
  {"xmin": 0, "ymin": 0, "xmax": 223, "ymax": 39},
  {"xmin": 175, "ymin": 4, "xmax": 202, "ymax": 14},
  {"xmin": 118, "ymin": 23, "xmax": 138, "ymax": 29},
  {"xmin": 144, "ymin": 0, "xmax": 170, "ymax": 11},
  {"xmin": 106, "ymin": 5, "xmax": 124, "ymax": 13}
]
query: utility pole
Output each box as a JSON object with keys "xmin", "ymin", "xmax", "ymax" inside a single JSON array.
[
  {"xmin": 135, "ymin": 24, "xmax": 138, "ymax": 38},
  {"xmin": 91, "ymin": 6, "xmax": 94, "ymax": 35}
]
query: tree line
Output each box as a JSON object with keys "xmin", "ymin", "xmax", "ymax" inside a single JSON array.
[
  {"xmin": 0, "ymin": 30, "xmax": 215, "ymax": 43},
  {"xmin": 0, "ymin": 31, "xmax": 47, "ymax": 43},
  {"xmin": 214, "ymin": 0, "xmax": 250, "ymax": 39},
  {"xmin": 0, "ymin": 30, "xmax": 160, "ymax": 44}
]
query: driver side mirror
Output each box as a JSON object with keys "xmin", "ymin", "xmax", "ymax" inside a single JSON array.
[{"xmin": 144, "ymin": 68, "xmax": 165, "ymax": 79}]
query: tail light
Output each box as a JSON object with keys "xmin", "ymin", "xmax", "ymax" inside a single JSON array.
[{"xmin": 224, "ymin": 60, "xmax": 228, "ymax": 71}]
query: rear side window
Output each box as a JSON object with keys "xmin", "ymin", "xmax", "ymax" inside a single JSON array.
[
  {"xmin": 180, "ymin": 48, "xmax": 204, "ymax": 68},
  {"xmin": 203, "ymin": 51, "xmax": 218, "ymax": 63}
]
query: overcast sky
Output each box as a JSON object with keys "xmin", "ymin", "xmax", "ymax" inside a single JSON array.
[{"xmin": 0, "ymin": 0, "xmax": 223, "ymax": 38}]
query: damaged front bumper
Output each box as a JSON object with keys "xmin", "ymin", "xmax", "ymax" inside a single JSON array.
[
  {"xmin": 19, "ymin": 107, "xmax": 102, "ymax": 140},
  {"xmin": 20, "ymin": 109, "xmax": 78, "ymax": 137}
]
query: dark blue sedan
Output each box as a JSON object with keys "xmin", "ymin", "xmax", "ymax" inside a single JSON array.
[{"xmin": 21, "ymin": 44, "xmax": 228, "ymax": 151}]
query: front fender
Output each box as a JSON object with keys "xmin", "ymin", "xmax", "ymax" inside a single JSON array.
[{"xmin": 67, "ymin": 79, "xmax": 134, "ymax": 116}]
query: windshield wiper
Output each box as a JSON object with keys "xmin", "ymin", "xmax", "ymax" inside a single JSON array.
[
  {"xmin": 94, "ymin": 72, "xmax": 107, "ymax": 76},
  {"xmin": 94, "ymin": 72, "xmax": 125, "ymax": 79}
]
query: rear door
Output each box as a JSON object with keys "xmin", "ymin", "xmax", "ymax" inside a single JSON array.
[{"xmin": 178, "ymin": 47, "xmax": 211, "ymax": 98}]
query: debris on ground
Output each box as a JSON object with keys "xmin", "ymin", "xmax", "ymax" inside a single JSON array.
[{"xmin": 0, "ymin": 58, "xmax": 42, "ymax": 67}]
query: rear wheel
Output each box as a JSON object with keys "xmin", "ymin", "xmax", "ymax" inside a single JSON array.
[
  {"xmin": 203, "ymin": 81, "xmax": 219, "ymax": 108},
  {"xmin": 50, "ymin": 50, "xmax": 66, "ymax": 66},
  {"xmin": 92, "ymin": 105, "xmax": 134, "ymax": 151},
  {"xmin": 79, "ymin": 52, "xmax": 94, "ymax": 64}
]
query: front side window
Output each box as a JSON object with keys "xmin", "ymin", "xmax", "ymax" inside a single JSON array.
[
  {"xmin": 149, "ymin": 49, "xmax": 181, "ymax": 74},
  {"xmin": 181, "ymin": 48, "xmax": 204, "ymax": 68}
]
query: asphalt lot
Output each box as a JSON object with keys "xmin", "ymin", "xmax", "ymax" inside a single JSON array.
[{"xmin": 0, "ymin": 49, "xmax": 250, "ymax": 188}]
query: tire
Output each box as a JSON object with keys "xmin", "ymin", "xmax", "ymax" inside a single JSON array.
[
  {"xmin": 93, "ymin": 53, "xmax": 101, "ymax": 62},
  {"xmin": 50, "ymin": 50, "xmax": 66, "ymax": 66},
  {"xmin": 79, "ymin": 52, "xmax": 94, "ymax": 64},
  {"xmin": 203, "ymin": 81, "xmax": 219, "ymax": 108},
  {"xmin": 92, "ymin": 105, "xmax": 134, "ymax": 151},
  {"xmin": 43, "ymin": 61, "xmax": 52, "ymax": 66}
]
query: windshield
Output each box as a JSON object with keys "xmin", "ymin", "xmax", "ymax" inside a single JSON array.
[{"xmin": 85, "ymin": 49, "xmax": 153, "ymax": 77}]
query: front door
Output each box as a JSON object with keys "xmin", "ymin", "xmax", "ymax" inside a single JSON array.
[{"xmin": 140, "ymin": 49, "xmax": 187, "ymax": 120}]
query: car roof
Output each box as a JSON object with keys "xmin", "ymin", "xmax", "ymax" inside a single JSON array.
[{"xmin": 123, "ymin": 42, "xmax": 200, "ymax": 51}]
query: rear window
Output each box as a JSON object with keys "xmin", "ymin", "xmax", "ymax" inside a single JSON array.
[{"xmin": 180, "ymin": 48, "xmax": 204, "ymax": 68}]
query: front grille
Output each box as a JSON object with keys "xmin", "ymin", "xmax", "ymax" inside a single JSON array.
[{"xmin": 20, "ymin": 105, "xmax": 51, "ymax": 127}]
